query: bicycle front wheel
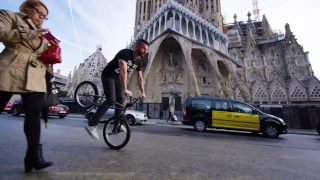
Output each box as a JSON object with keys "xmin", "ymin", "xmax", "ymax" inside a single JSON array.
[
  {"xmin": 74, "ymin": 81, "xmax": 99, "ymax": 109},
  {"xmin": 103, "ymin": 117, "xmax": 131, "ymax": 150}
]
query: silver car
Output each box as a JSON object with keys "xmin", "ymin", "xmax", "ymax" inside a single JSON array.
[{"xmin": 84, "ymin": 106, "xmax": 148, "ymax": 125}]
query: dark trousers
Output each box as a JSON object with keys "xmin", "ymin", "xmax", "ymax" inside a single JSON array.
[
  {"xmin": 89, "ymin": 75, "xmax": 124, "ymax": 126},
  {"xmin": 0, "ymin": 91, "xmax": 44, "ymax": 149}
]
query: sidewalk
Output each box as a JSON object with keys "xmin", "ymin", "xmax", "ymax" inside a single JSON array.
[{"xmin": 68, "ymin": 114, "xmax": 319, "ymax": 136}]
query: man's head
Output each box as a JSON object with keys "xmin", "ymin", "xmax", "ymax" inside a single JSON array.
[{"xmin": 134, "ymin": 39, "xmax": 149, "ymax": 58}]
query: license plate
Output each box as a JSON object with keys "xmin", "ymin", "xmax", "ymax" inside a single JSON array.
[
  {"xmin": 4, "ymin": 108, "xmax": 11, "ymax": 110},
  {"xmin": 60, "ymin": 111, "xmax": 66, "ymax": 113}
]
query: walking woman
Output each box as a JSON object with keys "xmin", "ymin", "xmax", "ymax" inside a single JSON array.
[{"xmin": 0, "ymin": 0, "xmax": 59, "ymax": 172}]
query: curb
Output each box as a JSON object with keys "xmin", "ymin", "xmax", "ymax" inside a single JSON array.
[{"xmin": 287, "ymin": 131, "xmax": 319, "ymax": 136}]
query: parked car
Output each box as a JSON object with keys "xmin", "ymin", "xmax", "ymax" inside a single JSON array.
[
  {"xmin": 316, "ymin": 119, "xmax": 320, "ymax": 135},
  {"xmin": 2, "ymin": 103, "xmax": 12, "ymax": 114},
  {"xmin": 84, "ymin": 106, "xmax": 148, "ymax": 125},
  {"xmin": 11, "ymin": 98, "xmax": 70, "ymax": 118},
  {"xmin": 182, "ymin": 97, "xmax": 287, "ymax": 138}
]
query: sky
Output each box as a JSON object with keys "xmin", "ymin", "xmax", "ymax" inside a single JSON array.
[{"xmin": 0, "ymin": 0, "xmax": 319, "ymax": 78}]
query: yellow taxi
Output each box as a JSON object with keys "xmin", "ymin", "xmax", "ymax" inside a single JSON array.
[{"xmin": 182, "ymin": 97, "xmax": 287, "ymax": 138}]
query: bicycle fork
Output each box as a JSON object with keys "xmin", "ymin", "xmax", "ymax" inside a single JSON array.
[{"xmin": 110, "ymin": 116, "xmax": 125, "ymax": 134}]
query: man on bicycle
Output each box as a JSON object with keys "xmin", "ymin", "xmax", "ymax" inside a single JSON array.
[{"xmin": 84, "ymin": 39, "xmax": 149, "ymax": 140}]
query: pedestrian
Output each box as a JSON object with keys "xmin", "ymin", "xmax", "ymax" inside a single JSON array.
[
  {"xmin": 159, "ymin": 110, "xmax": 163, "ymax": 120},
  {"xmin": 172, "ymin": 114, "xmax": 178, "ymax": 122},
  {"xmin": 0, "ymin": 0, "xmax": 60, "ymax": 172}
]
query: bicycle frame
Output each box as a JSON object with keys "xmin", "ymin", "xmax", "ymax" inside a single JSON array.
[{"xmin": 110, "ymin": 97, "xmax": 142, "ymax": 133}]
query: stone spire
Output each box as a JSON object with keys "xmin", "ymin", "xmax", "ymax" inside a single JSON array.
[{"xmin": 247, "ymin": 11, "xmax": 252, "ymax": 22}]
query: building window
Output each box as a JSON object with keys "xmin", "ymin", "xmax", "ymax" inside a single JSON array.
[
  {"xmin": 269, "ymin": 50, "xmax": 275, "ymax": 57},
  {"xmin": 250, "ymin": 51, "xmax": 255, "ymax": 59}
]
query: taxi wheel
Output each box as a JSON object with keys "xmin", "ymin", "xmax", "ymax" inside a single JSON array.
[
  {"xmin": 263, "ymin": 124, "xmax": 280, "ymax": 138},
  {"xmin": 194, "ymin": 119, "xmax": 206, "ymax": 132}
]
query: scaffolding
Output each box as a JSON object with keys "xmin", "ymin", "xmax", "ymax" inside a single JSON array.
[{"xmin": 253, "ymin": 0, "xmax": 260, "ymax": 22}]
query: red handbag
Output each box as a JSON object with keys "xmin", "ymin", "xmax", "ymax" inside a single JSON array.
[{"xmin": 38, "ymin": 45, "xmax": 62, "ymax": 64}]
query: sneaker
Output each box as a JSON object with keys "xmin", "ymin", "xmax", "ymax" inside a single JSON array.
[
  {"xmin": 84, "ymin": 124, "xmax": 99, "ymax": 140},
  {"xmin": 119, "ymin": 125, "xmax": 127, "ymax": 132}
]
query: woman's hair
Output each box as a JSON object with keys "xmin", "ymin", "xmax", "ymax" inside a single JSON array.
[{"xmin": 19, "ymin": 0, "xmax": 49, "ymax": 15}]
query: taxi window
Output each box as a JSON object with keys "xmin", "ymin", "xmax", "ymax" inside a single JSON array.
[
  {"xmin": 232, "ymin": 103, "xmax": 253, "ymax": 115},
  {"xmin": 213, "ymin": 101, "xmax": 229, "ymax": 111},
  {"xmin": 191, "ymin": 100, "xmax": 211, "ymax": 110}
]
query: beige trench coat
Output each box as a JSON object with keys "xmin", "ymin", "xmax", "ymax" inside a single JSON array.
[{"xmin": 0, "ymin": 9, "xmax": 49, "ymax": 93}]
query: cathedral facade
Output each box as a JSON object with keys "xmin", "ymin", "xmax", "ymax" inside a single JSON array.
[
  {"xmin": 127, "ymin": 0, "xmax": 243, "ymax": 104},
  {"xmin": 226, "ymin": 13, "xmax": 319, "ymax": 104}
]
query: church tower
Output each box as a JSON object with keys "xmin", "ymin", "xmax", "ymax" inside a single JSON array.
[{"xmin": 134, "ymin": 0, "xmax": 223, "ymax": 36}]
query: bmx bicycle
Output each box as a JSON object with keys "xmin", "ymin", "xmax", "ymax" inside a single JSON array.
[{"xmin": 74, "ymin": 81, "xmax": 142, "ymax": 149}]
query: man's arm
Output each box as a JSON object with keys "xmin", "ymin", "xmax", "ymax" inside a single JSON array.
[
  {"xmin": 137, "ymin": 71, "xmax": 145, "ymax": 95},
  {"xmin": 119, "ymin": 59, "xmax": 128, "ymax": 91}
]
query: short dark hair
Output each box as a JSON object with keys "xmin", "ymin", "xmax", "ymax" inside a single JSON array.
[{"xmin": 136, "ymin": 39, "xmax": 149, "ymax": 46}]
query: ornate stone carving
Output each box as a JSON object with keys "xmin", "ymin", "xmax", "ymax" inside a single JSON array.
[
  {"xmin": 197, "ymin": 61, "xmax": 214, "ymax": 87},
  {"xmin": 160, "ymin": 72, "xmax": 185, "ymax": 84},
  {"xmin": 247, "ymin": 71, "xmax": 261, "ymax": 83},
  {"xmin": 160, "ymin": 49, "xmax": 185, "ymax": 85},
  {"xmin": 128, "ymin": 0, "xmax": 227, "ymax": 49}
]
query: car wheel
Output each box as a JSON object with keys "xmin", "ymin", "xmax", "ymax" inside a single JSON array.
[
  {"xmin": 12, "ymin": 107, "xmax": 20, "ymax": 116},
  {"xmin": 194, "ymin": 119, "xmax": 206, "ymax": 132},
  {"xmin": 59, "ymin": 116, "xmax": 66, "ymax": 119},
  {"xmin": 317, "ymin": 129, "xmax": 320, "ymax": 136},
  {"xmin": 126, "ymin": 115, "xmax": 135, "ymax": 125},
  {"xmin": 263, "ymin": 124, "xmax": 280, "ymax": 138}
]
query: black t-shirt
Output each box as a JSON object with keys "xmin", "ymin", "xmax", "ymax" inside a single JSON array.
[{"xmin": 102, "ymin": 49, "xmax": 142, "ymax": 77}]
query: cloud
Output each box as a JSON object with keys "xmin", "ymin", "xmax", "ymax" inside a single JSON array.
[{"xmin": 67, "ymin": 0, "xmax": 83, "ymax": 60}]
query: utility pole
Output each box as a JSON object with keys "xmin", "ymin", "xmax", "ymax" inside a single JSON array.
[{"xmin": 253, "ymin": 0, "xmax": 260, "ymax": 22}]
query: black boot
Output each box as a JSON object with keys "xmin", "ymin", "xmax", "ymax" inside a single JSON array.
[{"xmin": 24, "ymin": 144, "xmax": 53, "ymax": 172}]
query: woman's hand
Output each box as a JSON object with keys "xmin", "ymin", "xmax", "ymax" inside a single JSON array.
[
  {"xmin": 35, "ymin": 28, "xmax": 50, "ymax": 37},
  {"xmin": 49, "ymin": 39, "xmax": 60, "ymax": 46}
]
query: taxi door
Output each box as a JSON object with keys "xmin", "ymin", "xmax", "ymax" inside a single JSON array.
[
  {"xmin": 231, "ymin": 102, "xmax": 260, "ymax": 131},
  {"xmin": 212, "ymin": 100, "xmax": 234, "ymax": 128}
]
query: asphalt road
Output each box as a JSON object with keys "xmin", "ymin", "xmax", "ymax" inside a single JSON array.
[{"xmin": 0, "ymin": 114, "xmax": 319, "ymax": 180}]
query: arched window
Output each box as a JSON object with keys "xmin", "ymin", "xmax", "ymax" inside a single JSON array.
[
  {"xmin": 250, "ymin": 51, "xmax": 255, "ymax": 59},
  {"xmin": 290, "ymin": 49, "xmax": 295, "ymax": 56},
  {"xmin": 269, "ymin": 50, "xmax": 275, "ymax": 57},
  {"xmin": 232, "ymin": 53, "xmax": 236, "ymax": 60}
]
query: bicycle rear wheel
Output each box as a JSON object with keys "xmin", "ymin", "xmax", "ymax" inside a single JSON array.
[
  {"xmin": 74, "ymin": 81, "xmax": 99, "ymax": 109},
  {"xmin": 103, "ymin": 117, "xmax": 131, "ymax": 149}
]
